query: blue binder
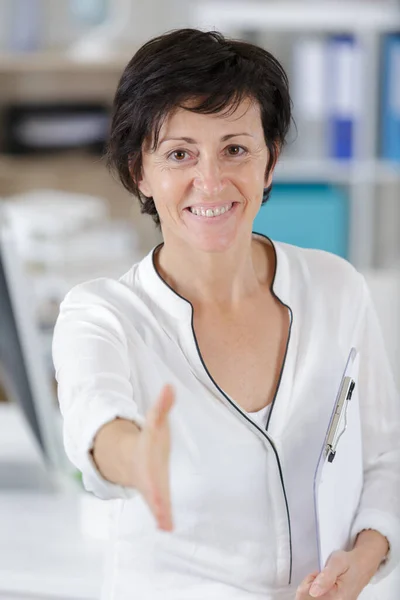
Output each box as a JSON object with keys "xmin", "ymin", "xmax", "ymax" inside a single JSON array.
[
  {"xmin": 327, "ymin": 35, "xmax": 361, "ymax": 161},
  {"xmin": 381, "ymin": 34, "xmax": 400, "ymax": 162},
  {"xmin": 253, "ymin": 184, "xmax": 349, "ymax": 258}
]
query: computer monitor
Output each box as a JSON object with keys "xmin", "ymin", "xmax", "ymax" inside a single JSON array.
[{"xmin": 0, "ymin": 217, "xmax": 70, "ymax": 490}]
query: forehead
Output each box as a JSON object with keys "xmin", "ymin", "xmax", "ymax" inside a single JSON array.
[{"xmin": 159, "ymin": 97, "xmax": 263, "ymax": 136}]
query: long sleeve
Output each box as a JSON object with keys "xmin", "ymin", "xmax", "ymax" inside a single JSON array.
[
  {"xmin": 349, "ymin": 276, "xmax": 400, "ymax": 582},
  {"xmin": 52, "ymin": 280, "xmax": 146, "ymax": 500}
]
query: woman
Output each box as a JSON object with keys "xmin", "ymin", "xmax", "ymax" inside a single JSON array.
[{"xmin": 52, "ymin": 29, "xmax": 400, "ymax": 600}]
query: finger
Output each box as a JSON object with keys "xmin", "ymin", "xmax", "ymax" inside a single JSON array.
[
  {"xmin": 295, "ymin": 572, "xmax": 319, "ymax": 599},
  {"xmin": 151, "ymin": 459, "xmax": 173, "ymax": 529},
  {"xmin": 148, "ymin": 478, "xmax": 174, "ymax": 531},
  {"xmin": 153, "ymin": 488, "xmax": 174, "ymax": 531},
  {"xmin": 309, "ymin": 552, "xmax": 347, "ymax": 597},
  {"xmin": 149, "ymin": 384, "xmax": 175, "ymax": 427},
  {"xmin": 159, "ymin": 494, "xmax": 174, "ymax": 531},
  {"xmin": 309, "ymin": 572, "xmax": 335, "ymax": 598}
]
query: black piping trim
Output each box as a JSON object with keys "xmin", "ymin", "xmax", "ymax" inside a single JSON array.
[
  {"xmin": 253, "ymin": 232, "xmax": 294, "ymax": 433},
  {"xmin": 151, "ymin": 233, "xmax": 293, "ymax": 585}
]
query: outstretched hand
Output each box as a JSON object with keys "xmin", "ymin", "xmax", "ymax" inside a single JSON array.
[{"xmin": 134, "ymin": 384, "xmax": 175, "ymax": 531}]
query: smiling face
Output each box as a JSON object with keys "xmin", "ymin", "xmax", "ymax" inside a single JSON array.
[{"xmin": 137, "ymin": 97, "xmax": 273, "ymax": 254}]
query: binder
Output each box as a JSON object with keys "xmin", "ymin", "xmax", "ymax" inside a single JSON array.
[
  {"xmin": 291, "ymin": 36, "xmax": 327, "ymax": 159},
  {"xmin": 381, "ymin": 34, "xmax": 400, "ymax": 162},
  {"xmin": 327, "ymin": 36, "xmax": 362, "ymax": 160},
  {"xmin": 8, "ymin": 0, "xmax": 43, "ymax": 53},
  {"xmin": 253, "ymin": 183, "xmax": 349, "ymax": 258},
  {"xmin": 314, "ymin": 348, "xmax": 363, "ymax": 570}
]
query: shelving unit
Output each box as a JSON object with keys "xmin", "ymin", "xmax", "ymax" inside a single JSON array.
[
  {"xmin": 193, "ymin": 1, "xmax": 400, "ymax": 33},
  {"xmin": 0, "ymin": 53, "xmax": 130, "ymax": 74},
  {"xmin": 275, "ymin": 159, "xmax": 400, "ymax": 185},
  {"xmin": 192, "ymin": 1, "xmax": 400, "ymax": 270},
  {"xmin": 0, "ymin": 51, "xmax": 162, "ymax": 256},
  {"xmin": 0, "ymin": 2, "xmax": 399, "ymax": 268}
]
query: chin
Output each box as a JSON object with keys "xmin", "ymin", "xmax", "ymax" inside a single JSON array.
[
  {"xmin": 189, "ymin": 228, "xmax": 243, "ymax": 254},
  {"xmin": 168, "ymin": 203, "xmax": 254, "ymax": 253}
]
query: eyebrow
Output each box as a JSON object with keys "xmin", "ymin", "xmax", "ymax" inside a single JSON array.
[{"xmin": 158, "ymin": 133, "xmax": 254, "ymax": 146}]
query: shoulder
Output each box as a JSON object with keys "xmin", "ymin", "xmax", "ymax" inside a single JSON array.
[
  {"xmin": 55, "ymin": 263, "xmax": 143, "ymax": 337},
  {"xmin": 59, "ymin": 261, "xmax": 142, "ymax": 309},
  {"xmin": 276, "ymin": 241, "xmax": 364, "ymax": 295},
  {"xmin": 61, "ymin": 275, "xmax": 130, "ymax": 307},
  {"xmin": 273, "ymin": 241, "xmax": 368, "ymax": 320}
]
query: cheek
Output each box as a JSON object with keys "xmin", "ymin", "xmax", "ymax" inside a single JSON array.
[
  {"xmin": 236, "ymin": 162, "xmax": 267, "ymax": 197},
  {"xmin": 154, "ymin": 168, "xmax": 189, "ymax": 196},
  {"xmin": 151, "ymin": 170, "xmax": 191, "ymax": 218}
]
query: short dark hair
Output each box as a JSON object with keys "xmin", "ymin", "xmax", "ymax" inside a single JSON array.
[{"xmin": 106, "ymin": 28, "xmax": 292, "ymax": 226}]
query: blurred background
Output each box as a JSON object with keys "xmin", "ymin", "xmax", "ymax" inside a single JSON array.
[{"xmin": 0, "ymin": 1, "xmax": 399, "ymax": 599}]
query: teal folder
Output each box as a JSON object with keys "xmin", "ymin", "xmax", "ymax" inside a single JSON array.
[{"xmin": 253, "ymin": 184, "xmax": 349, "ymax": 258}]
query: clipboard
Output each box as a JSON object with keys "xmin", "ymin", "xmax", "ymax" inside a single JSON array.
[{"xmin": 313, "ymin": 348, "xmax": 363, "ymax": 570}]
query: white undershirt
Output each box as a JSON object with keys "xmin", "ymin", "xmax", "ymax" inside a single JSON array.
[{"xmin": 245, "ymin": 403, "xmax": 272, "ymax": 429}]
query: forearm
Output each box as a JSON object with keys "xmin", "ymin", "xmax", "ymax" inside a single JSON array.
[
  {"xmin": 91, "ymin": 418, "xmax": 142, "ymax": 488},
  {"xmin": 351, "ymin": 529, "xmax": 389, "ymax": 582}
]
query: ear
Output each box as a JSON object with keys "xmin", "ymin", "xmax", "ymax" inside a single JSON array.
[
  {"xmin": 265, "ymin": 170, "xmax": 273, "ymax": 188},
  {"xmin": 265, "ymin": 141, "xmax": 280, "ymax": 187},
  {"xmin": 264, "ymin": 165, "xmax": 274, "ymax": 190},
  {"xmin": 137, "ymin": 176, "xmax": 152, "ymax": 198},
  {"xmin": 129, "ymin": 157, "xmax": 152, "ymax": 197}
]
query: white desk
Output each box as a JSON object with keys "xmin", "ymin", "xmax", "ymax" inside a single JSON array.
[{"xmin": 0, "ymin": 404, "xmax": 105, "ymax": 600}]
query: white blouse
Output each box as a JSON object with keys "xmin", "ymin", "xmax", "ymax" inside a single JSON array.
[{"xmin": 52, "ymin": 235, "xmax": 400, "ymax": 600}]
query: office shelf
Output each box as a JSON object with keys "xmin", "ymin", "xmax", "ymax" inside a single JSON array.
[
  {"xmin": 0, "ymin": 52, "xmax": 130, "ymax": 74},
  {"xmin": 193, "ymin": 1, "xmax": 400, "ymax": 33},
  {"xmin": 0, "ymin": 153, "xmax": 106, "ymax": 180},
  {"xmin": 275, "ymin": 159, "xmax": 400, "ymax": 184}
]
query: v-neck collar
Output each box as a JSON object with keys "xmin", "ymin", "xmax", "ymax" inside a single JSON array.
[
  {"xmin": 137, "ymin": 233, "xmax": 291, "ymax": 318},
  {"xmin": 137, "ymin": 233, "xmax": 295, "ymax": 436}
]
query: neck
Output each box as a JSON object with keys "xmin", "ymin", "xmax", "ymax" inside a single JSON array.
[{"xmin": 155, "ymin": 233, "xmax": 273, "ymax": 310}]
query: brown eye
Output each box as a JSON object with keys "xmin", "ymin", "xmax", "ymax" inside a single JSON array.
[
  {"xmin": 227, "ymin": 145, "xmax": 244, "ymax": 156},
  {"xmin": 173, "ymin": 151, "xmax": 187, "ymax": 161}
]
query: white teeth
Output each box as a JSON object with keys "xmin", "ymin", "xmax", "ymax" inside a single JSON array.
[{"xmin": 189, "ymin": 203, "xmax": 233, "ymax": 218}]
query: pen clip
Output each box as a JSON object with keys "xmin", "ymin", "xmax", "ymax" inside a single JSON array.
[{"xmin": 325, "ymin": 378, "xmax": 356, "ymax": 463}]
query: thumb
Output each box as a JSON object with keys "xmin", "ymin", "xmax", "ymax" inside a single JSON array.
[
  {"xmin": 309, "ymin": 552, "xmax": 347, "ymax": 597},
  {"xmin": 149, "ymin": 384, "xmax": 175, "ymax": 427},
  {"xmin": 295, "ymin": 571, "xmax": 319, "ymax": 598}
]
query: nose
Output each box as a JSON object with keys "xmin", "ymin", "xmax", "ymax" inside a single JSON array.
[{"xmin": 192, "ymin": 158, "xmax": 227, "ymax": 196}]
